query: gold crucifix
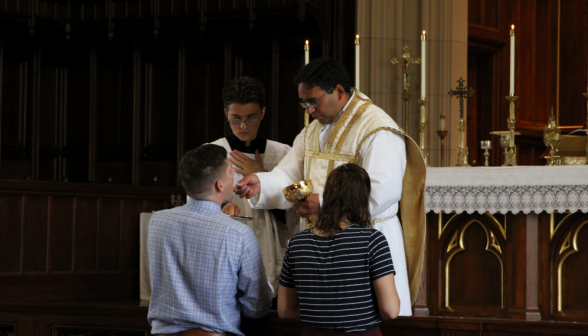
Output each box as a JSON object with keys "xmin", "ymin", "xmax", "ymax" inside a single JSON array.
[
  {"xmin": 448, "ymin": 77, "xmax": 476, "ymax": 167},
  {"xmin": 391, "ymin": 45, "xmax": 420, "ymax": 133}
]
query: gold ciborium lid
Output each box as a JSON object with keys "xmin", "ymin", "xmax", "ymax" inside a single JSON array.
[{"xmin": 283, "ymin": 179, "xmax": 314, "ymax": 203}]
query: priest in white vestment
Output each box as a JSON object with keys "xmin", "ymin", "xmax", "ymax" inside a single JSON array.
[
  {"xmin": 213, "ymin": 76, "xmax": 299, "ymax": 293},
  {"xmin": 235, "ymin": 59, "xmax": 426, "ymax": 316}
]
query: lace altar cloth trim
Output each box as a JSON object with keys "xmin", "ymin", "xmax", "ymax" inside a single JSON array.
[{"xmin": 425, "ymin": 166, "xmax": 588, "ymax": 214}]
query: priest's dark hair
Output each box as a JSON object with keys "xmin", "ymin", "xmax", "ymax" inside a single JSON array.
[
  {"xmin": 295, "ymin": 58, "xmax": 351, "ymax": 93},
  {"xmin": 314, "ymin": 163, "xmax": 372, "ymax": 239},
  {"xmin": 179, "ymin": 144, "xmax": 228, "ymax": 198},
  {"xmin": 222, "ymin": 76, "xmax": 265, "ymax": 110}
]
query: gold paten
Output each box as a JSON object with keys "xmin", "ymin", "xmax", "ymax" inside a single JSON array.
[
  {"xmin": 557, "ymin": 220, "xmax": 588, "ymax": 312},
  {"xmin": 444, "ymin": 220, "xmax": 504, "ymax": 309},
  {"xmin": 283, "ymin": 179, "xmax": 315, "ymax": 228}
]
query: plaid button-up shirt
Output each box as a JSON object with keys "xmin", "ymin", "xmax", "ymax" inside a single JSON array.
[{"xmin": 147, "ymin": 198, "xmax": 273, "ymax": 335}]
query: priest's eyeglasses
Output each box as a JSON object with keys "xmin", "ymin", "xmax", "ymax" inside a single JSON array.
[
  {"xmin": 227, "ymin": 116, "xmax": 261, "ymax": 127},
  {"xmin": 298, "ymin": 88, "xmax": 333, "ymax": 109}
]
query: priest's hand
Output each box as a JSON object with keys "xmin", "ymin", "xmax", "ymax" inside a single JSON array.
[
  {"xmin": 229, "ymin": 149, "xmax": 266, "ymax": 176},
  {"xmin": 297, "ymin": 194, "xmax": 320, "ymax": 218},
  {"xmin": 235, "ymin": 174, "xmax": 261, "ymax": 199},
  {"xmin": 222, "ymin": 203, "xmax": 241, "ymax": 216}
]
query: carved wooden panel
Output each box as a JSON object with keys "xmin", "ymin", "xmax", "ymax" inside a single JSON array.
[
  {"xmin": 0, "ymin": 0, "xmax": 357, "ymax": 185},
  {"xmin": 550, "ymin": 211, "xmax": 588, "ymax": 321},
  {"xmin": 437, "ymin": 212, "xmax": 507, "ymax": 317},
  {"xmin": 0, "ymin": 180, "xmax": 180, "ymax": 301}
]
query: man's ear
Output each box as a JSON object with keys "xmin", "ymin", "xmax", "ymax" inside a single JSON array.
[
  {"xmin": 260, "ymin": 107, "xmax": 266, "ymax": 120},
  {"xmin": 334, "ymin": 84, "xmax": 346, "ymax": 100},
  {"xmin": 224, "ymin": 109, "xmax": 229, "ymax": 120},
  {"xmin": 214, "ymin": 179, "xmax": 223, "ymax": 193}
]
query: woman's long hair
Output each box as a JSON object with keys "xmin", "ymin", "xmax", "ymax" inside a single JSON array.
[{"xmin": 314, "ymin": 163, "xmax": 371, "ymax": 238}]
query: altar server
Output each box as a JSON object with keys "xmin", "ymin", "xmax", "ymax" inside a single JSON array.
[
  {"xmin": 212, "ymin": 76, "xmax": 299, "ymax": 293},
  {"xmin": 236, "ymin": 59, "xmax": 426, "ymax": 316}
]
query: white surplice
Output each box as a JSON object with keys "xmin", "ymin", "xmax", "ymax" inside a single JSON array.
[
  {"xmin": 211, "ymin": 137, "xmax": 300, "ymax": 294},
  {"xmin": 249, "ymin": 90, "xmax": 413, "ymax": 316}
]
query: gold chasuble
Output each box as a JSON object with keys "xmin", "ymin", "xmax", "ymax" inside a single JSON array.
[{"xmin": 303, "ymin": 90, "xmax": 426, "ymax": 304}]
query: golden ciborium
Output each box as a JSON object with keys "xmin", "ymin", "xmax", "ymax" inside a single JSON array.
[{"xmin": 283, "ymin": 179, "xmax": 315, "ymax": 228}]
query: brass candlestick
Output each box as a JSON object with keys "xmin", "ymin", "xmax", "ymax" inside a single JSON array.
[
  {"xmin": 392, "ymin": 45, "xmax": 420, "ymax": 132},
  {"xmin": 504, "ymin": 94, "xmax": 519, "ymax": 166},
  {"xmin": 584, "ymin": 93, "xmax": 588, "ymax": 165},
  {"xmin": 448, "ymin": 77, "xmax": 475, "ymax": 167},
  {"xmin": 417, "ymin": 98, "xmax": 429, "ymax": 166},
  {"xmin": 437, "ymin": 131, "xmax": 448, "ymax": 168},
  {"xmin": 543, "ymin": 106, "xmax": 561, "ymax": 166}
]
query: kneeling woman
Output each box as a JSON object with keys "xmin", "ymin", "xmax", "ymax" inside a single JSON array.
[{"xmin": 277, "ymin": 164, "xmax": 400, "ymax": 335}]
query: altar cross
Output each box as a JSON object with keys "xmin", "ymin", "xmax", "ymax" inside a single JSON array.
[{"xmin": 448, "ymin": 77, "xmax": 475, "ymax": 120}]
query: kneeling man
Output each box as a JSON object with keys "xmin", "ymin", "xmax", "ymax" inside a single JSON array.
[{"xmin": 147, "ymin": 144, "xmax": 273, "ymax": 336}]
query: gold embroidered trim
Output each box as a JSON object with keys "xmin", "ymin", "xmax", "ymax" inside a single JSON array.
[
  {"xmin": 372, "ymin": 216, "xmax": 396, "ymax": 225},
  {"xmin": 325, "ymin": 92, "xmax": 362, "ymax": 152},
  {"xmin": 327, "ymin": 100, "xmax": 373, "ymax": 175},
  {"xmin": 354, "ymin": 127, "xmax": 402, "ymax": 161},
  {"xmin": 305, "ymin": 150, "xmax": 358, "ymax": 163}
]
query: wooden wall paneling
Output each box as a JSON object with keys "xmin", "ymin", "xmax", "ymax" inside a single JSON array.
[
  {"xmin": 139, "ymin": 35, "xmax": 179, "ymax": 187},
  {"xmin": 119, "ymin": 200, "xmax": 144, "ymax": 272},
  {"xmin": 271, "ymin": 31, "xmax": 280, "ymax": 142},
  {"xmin": 558, "ymin": 0, "xmax": 588, "ymax": 127},
  {"xmin": 88, "ymin": 42, "xmax": 97, "ymax": 183},
  {"xmin": 96, "ymin": 40, "xmax": 134, "ymax": 185},
  {"xmin": 22, "ymin": 195, "xmax": 49, "ymax": 273},
  {"xmin": 0, "ymin": 35, "xmax": 32, "ymax": 179},
  {"xmin": 73, "ymin": 197, "xmax": 98, "ymax": 273},
  {"xmin": 0, "ymin": 194, "xmax": 23, "ymax": 274},
  {"xmin": 64, "ymin": 40, "xmax": 91, "ymax": 183},
  {"xmin": 48, "ymin": 196, "xmax": 74, "ymax": 273},
  {"xmin": 132, "ymin": 42, "xmax": 142, "ymax": 186},
  {"xmin": 30, "ymin": 40, "xmax": 42, "ymax": 180},
  {"xmin": 96, "ymin": 198, "xmax": 121, "ymax": 272},
  {"xmin": 176, "ymin": 38, "xmax": 186, "ymax": 187}
]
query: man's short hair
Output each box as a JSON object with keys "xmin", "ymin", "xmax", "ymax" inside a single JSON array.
[
  {"xmin": 179, "ymin": 144, "xmax": 228, "ymax": 198},
  {"xmin": 295, "ymin": 58, "xmax": 351, "ymax": 93},
  {"xmin": 222, "ymin": 76, "xmax": 265, "ymax": 110}
]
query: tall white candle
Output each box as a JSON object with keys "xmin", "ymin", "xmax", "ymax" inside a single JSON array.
[
  {"xmin": 304, "ymin": 40, "xmax": 309, "ymax": 65},
  {"xmin": 440, "ymin": 114, "xmax": 446, "ymax": 131},
  {"xmin": 355, "ymin": 34, "xmax": 360, "ymax": 91},
  {"xmin": 510, "ymin": 25, "xmax": 515, "ymax": 95},
  {"xmin": 421, "ymin": 31, "xmax": 426, "ymax": 98}
]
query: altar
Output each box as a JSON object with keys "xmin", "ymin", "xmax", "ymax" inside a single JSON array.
[{"xmin": 417, "ymin": 165, "xmax": 588, "ymax": 322}]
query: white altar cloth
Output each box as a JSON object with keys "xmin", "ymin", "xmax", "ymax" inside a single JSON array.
[{"xmin": 425, "ymin": 166, "xmax": 588, "ymax": 215}]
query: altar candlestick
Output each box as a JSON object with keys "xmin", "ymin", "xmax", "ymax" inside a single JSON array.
[
  {"xmin": 421, "ymin": 31, "xmax": 426, "ymax": 98},
  {"xmin": 510, "ymin": 25, "xmax": 515, "ymax": 95},
  {"xmin": 304, "ymin": 40, "xmax": 309, "ymax": 65},
  {"xmin": 440, "ymin": 113, "xmax": 446, "ymax": 131},
  {"xmin": 355, "ymin": 34, "xmax": 360, "ymax": 91}
]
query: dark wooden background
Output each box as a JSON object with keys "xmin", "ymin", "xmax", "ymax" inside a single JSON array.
[
  {"xmin": 467, "ymin": 0, "xmax": 588, "ymax": 167},
  {"xmin": 0, "ymin": 0, "xmax": 357, "ymax": 187}
]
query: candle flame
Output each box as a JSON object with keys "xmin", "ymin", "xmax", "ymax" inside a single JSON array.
[
  {"xmin": 422, "ymin": 30, "xmax": 426, "ymax": 35},
  {"xmin": 305, "ymin": 40, "xmax": 309, "ymax": 45},
  {"xmin": 511, "ymin": 24, "xmax": 514, "ymax": 30},
  {"xmin": 356, "ymin": 34, "xmax": 359, "ymax": 39}
]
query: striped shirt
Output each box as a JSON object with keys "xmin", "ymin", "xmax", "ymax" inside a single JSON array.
[{"xmin": 279, "ymin": 225, "xmax": 395, "ymax": 332}]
